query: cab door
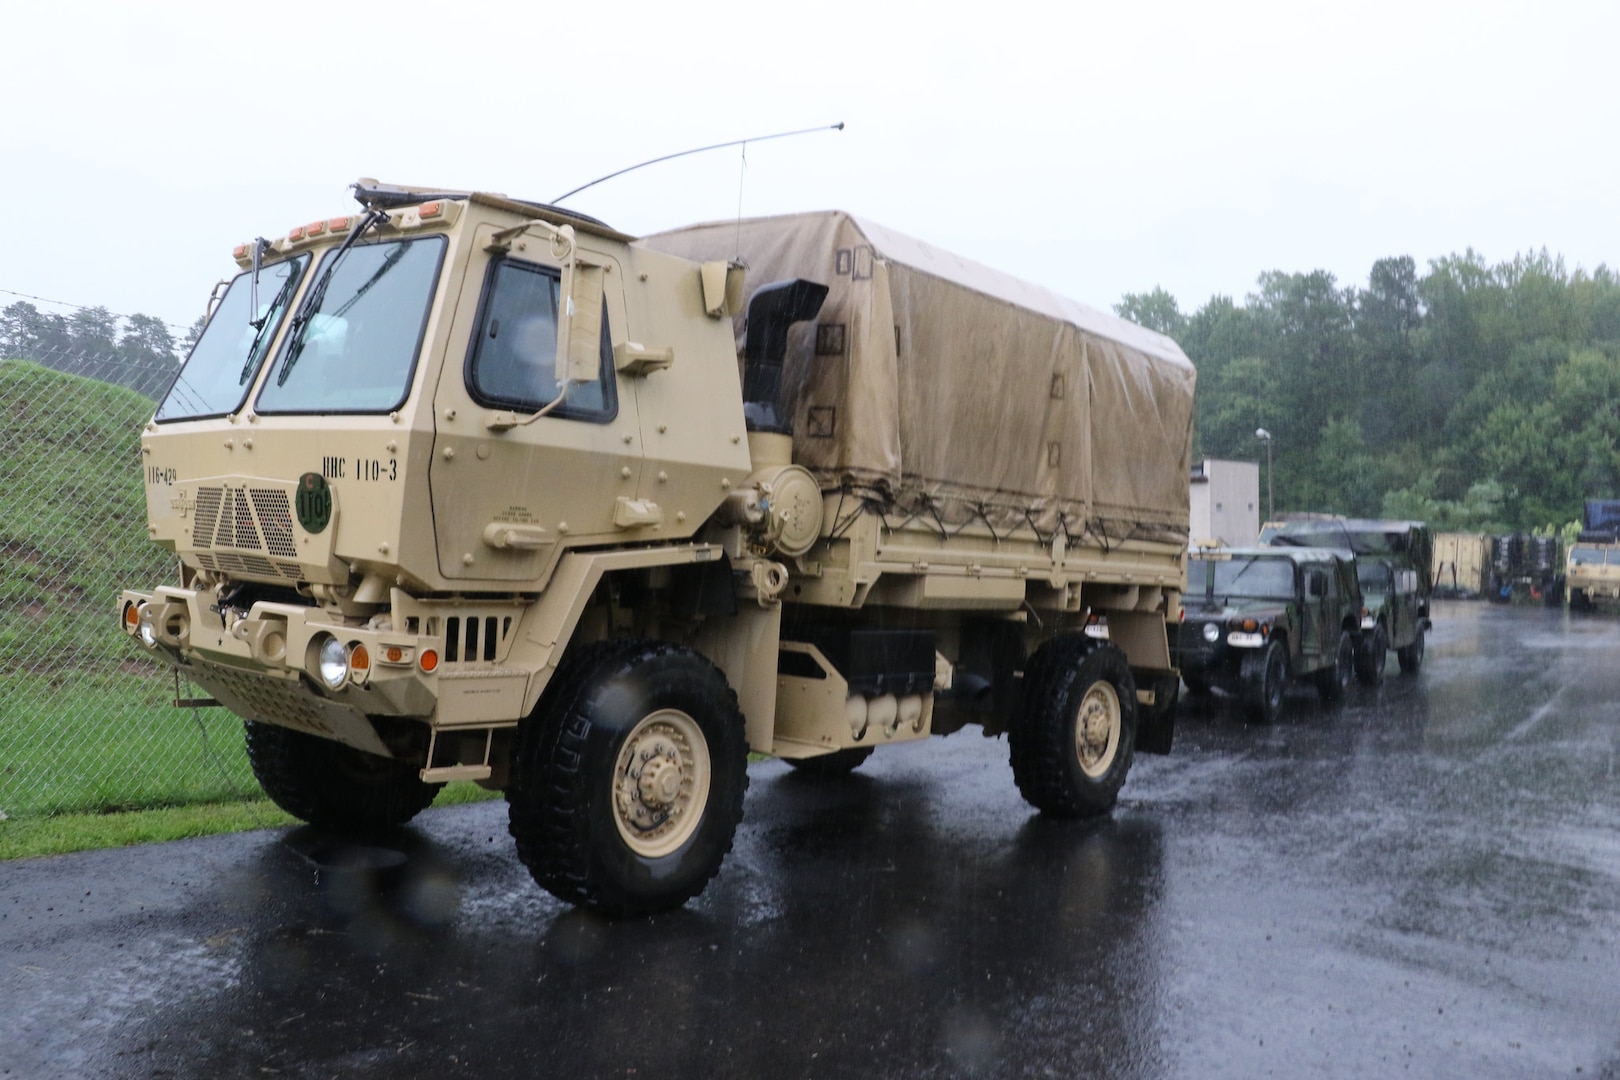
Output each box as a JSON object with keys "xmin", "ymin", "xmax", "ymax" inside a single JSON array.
[{"xmin": 428, "ymin": 225, "xmax": 643, "ymax": 584}]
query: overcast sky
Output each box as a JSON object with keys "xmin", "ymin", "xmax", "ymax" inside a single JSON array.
[{"xmin": 3, "ymin": 0, "xmax": 1617, "ymax": 337}]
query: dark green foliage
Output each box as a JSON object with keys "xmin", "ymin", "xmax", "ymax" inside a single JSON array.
[{"xmin": 1122, "ymin": 249, "xmax": 1620, "ymax": 530}]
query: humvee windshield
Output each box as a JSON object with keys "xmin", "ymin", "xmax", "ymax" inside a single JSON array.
[
  {"xmin": 257, "ymin": 236, "xmax": 445, "ymax": 414},
  {"xmin": 1357, "ymin": 562, "xmax": 1393, "ymax": 594},
  {"xmin": 1191, "ymin": 557, "xmax": 1296, "ymax": 600},
  {"xmin": 154, "ymin": 254, "xmax": 309, "ymax": 422},
  {"xmin": 1569, "ymin": 544, "xmax": 1612, "ymax": 566}
]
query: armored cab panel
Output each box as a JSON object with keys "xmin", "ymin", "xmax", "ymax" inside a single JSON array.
[{"xmin": 639, "ymin": 212, "xmax": 1197, "ymax": 548}]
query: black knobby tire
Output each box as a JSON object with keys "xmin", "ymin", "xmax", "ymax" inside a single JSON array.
[
  {"xmin": 1239, "ymin": 639, "xmax": 1287, "ymax": 723},
  {"xmin": 244, "ymin": 719, "xmax": 442, "ymax": 831},
  {"xmin": 505, "ymin": 639, "xmax": 749, "ymax": 916},
  {"xmin": 1316, "ymin": 631, "xmax": 1354, "ymax": 704},
  {"xmin": 1009, "ymin": 638, "xmax": 1137, "ymax": 819},
  {"xmin": 785, "ymin": 746, "xmax": 875, "ymax": 777},
  {"xmin": 1354, "ymin": 623, "xmax": 1388, "ymax": 687},
  {"xmin": 1397, "ymin": 626, "xmax": 1426, "ymax": 674}
]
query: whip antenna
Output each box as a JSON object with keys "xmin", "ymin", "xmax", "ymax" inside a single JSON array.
[{"xmin": 551, "ymin": 122, "xmax": 845, "ymax": 205}]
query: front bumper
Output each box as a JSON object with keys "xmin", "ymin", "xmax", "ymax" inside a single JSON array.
[{"xmin": 120, "ymin": 585, "xmax": 443, "ymax": 755}]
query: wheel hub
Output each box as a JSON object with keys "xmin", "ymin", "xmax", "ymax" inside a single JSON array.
[
  {"xmin": 1074, "ymin": 682, "xmax": 1121, "ymax": 779},
  {"xmin": 612, "ymin": 709, "xmax": 711, "ymax": 859}
]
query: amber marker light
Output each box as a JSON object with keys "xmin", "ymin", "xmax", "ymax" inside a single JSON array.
[
  {"xmin": 304, "ymin": 220, "xmax": 327, "ymax": 237},
  {"xmin": 122, "ymin": 601, "xmax": 139, "ymax": 633},
  {"xmin": 419, "ymin": 649, "xmax": 439, "ymax": 673},
  {"xmin": 349, "ymin": 644, "xmax": 371, "ymax": 672},
  {"xmin": 419, "ymin": 200, "xmax": 443, "ymax": 219},
  {"xmin": 288, "ymin": 225, "xmax": 306, "ymax": 241},
  {"xmin": 385, "ymin": 646, "xmax": 405, "ymax": 664},
  {"xmin": 328, "ymin": 216, "xmax": 351, "ymax": 231}
]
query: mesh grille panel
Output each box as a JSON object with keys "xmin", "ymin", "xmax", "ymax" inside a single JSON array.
[
  {"xmin": 249, "ymin": 489, "xmax": 297, "ymax": 557},
  {"xmin": 194, "ymin": 487, "xmax": 223, "ymax": 550}
]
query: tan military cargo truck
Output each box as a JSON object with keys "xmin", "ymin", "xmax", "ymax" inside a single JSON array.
[{"xmin": 120, "ymin": 181, "xmax": 1196, "ymax": 914}]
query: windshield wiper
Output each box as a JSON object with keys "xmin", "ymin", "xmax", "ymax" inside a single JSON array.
[
  {"xmin": 277, "ymin": 208, "xmax": 388, "ymax": 387},
  {"xmin": 237, "ymin": 262, "xmax": 302, "ymax": 386}
]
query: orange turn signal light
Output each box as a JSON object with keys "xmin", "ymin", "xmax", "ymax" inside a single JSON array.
[
  {"xmin": 123, "ymin": 602, "xmax": 139, "ymax": 630},
  {"xmin": 385, "ymin": 645, "xmax": 405, "ymax": 664},
  {"xmin": 349, "ymin": 644, "xmax": 370, "ymax": 672},
  {"xmin": 419, "ymin": 649, "xmax": 439, "ymax": 673}
]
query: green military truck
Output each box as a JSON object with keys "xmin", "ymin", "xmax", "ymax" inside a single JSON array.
[
  {"xmin": 119, "ymin": 182, "xmax": 1196, "ymax": 915},
  {"xmin": 1264, "ymin": 519, "xmax": 1433, "ymax": 680},
  {"xmin": 1176, "ymin": 547, "xmax": 1364, "ymax": 723}
]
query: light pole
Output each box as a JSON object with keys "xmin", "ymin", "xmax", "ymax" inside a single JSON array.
[{"xmin": 1255, "ymin": 428, "xmax": 1274, "ymax": 523}]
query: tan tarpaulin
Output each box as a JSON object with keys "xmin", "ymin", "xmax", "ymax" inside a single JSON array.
[{"xmin": 638, "ymin": 212, "xmax": 1196, "ymax": 544}]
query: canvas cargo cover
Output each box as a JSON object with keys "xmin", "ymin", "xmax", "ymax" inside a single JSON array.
[{"xmin": 638, "ymin": 212, "xmax": 1196, "ymax": 544}]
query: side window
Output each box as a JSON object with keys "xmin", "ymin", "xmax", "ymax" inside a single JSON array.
[{"xmin": 467, "ymin": 258, "xmax": 617, "ymax": 421}]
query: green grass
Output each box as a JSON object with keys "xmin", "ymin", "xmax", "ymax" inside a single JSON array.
[
  {"xmin": 0, "ymin": 360, "xmax": 265, "ymax": 825},
  {"xmin": 0, "ymin": 782, "xmax": 504, "ymax": 860}
]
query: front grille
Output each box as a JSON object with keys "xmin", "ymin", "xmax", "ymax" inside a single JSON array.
[
  {"xmin": 443, "ymin": 614, "xmax": 514, "ymax": 666},
  {"xmin": 189, "ymin": 485, "xmax": 302, "ymax": 581}
]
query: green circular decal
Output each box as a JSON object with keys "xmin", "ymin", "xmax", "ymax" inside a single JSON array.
[{"xmin": 296, "ymin": 472, "xmax": 332, "ymax": 533}]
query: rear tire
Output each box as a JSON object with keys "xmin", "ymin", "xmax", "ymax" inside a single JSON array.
[
  {"xmin": 785, "ymin": 746, "xmax": 875, "ymax": 777},
  {"xmin": 1397, "ymin": 626, "xmax": 1426, "ymax": 674},
  {"xmin": 505, "ymin": 640, "xmax": 748, "ymax": 916},
  {"xmin": 1316, "ymin": 631, "xmax": 1354, "ymax": 703},
  {"xmin": 1009, "ymin": 639, "xmax": 1136, "ymax": 819},
  {"xmin": 244, "ymin": 720, "xmax": 442, "ymax": 831},
  {"xmin": 1354, "ymin": 624, "xmax": 1388, "ymax": 686}
]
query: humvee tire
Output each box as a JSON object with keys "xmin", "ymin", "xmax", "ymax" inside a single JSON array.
[
  {"xmin": 1355, "ymin": 624, "xmax": 1388, "ymax": 686},
  {"xmin": 244, "ymin": 719, "xmax": 442, "ymax": 830},
  {"xmin": 785, "ymin": 746, "xmax": 875, "ymax": 777},
  {"xmin": 1239, "ymin": 640, "xmax": 1287, "ymax": 724},
  {"xmin": 1397, "ymin": 627, "xmax": 1426, "ymax": 674},
  {"xmin": 1009, "ymin": 638, "xmax": 1136, "ymax": 819},
  {"xmin": 506, "ymin": 639, "xmax": 748, "ymax": 917},
  {"xmin": 1316, "ymin": 631, "xmax": 1354, "ymax": 703}
]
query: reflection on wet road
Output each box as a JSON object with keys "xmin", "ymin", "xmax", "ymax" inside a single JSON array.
[{"xmin": 3, "ymin": 602, "xmax": 1618, "ymax": 1078}]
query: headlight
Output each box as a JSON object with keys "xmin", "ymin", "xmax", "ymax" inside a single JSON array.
[
  {"xmin": 315, "ymin": 635, "xmax": 350, "ymax": 690},
  {"xmin": 1202, "ymin": 622, "xmax": 1220, "ymax": 643},
  {"xmin": 137, "ymin": 605, "xmax": 158, "ymax": 648}
]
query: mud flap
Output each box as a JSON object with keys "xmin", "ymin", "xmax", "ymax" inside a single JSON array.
[{"xmin": 1134, "ymin": 674, "xmax": 1177, "ymax": 756}]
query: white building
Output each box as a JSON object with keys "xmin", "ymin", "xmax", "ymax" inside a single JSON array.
[{"xmin": 1189, "ymin": 459, "xmax": 1261, "ymax": 548}]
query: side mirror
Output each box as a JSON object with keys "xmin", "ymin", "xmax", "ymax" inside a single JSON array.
[
  {"xmin": 700, "ymin": 261, "xmax": 747, "ymax": 318},
  {"xmin": 556, "ymin": 231, "xmax": 603, "ymax": 385}
]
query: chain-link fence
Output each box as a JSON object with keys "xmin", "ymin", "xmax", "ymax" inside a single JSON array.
[{"xmin": 1, "ymin": 349, "xmax": 261, "ymax": 820}]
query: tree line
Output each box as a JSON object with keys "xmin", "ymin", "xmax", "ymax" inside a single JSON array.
[
  {"xmin": 0, "ymin": 300, "xmax": 202, "ymax": 370},
  {"xmin": 1117, "ymin": 250, "xmax": 1620, "ymax": 533}
]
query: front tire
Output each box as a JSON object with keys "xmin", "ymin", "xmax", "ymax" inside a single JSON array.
[
  {"xmin": 506, "ymin": 640, "xmax": 749, "ymax": 916},
  {"xmin": 1354, "ymin": 624, "xmax": 1388, "ymax": 686},
  {"xmin": 1316, "ymin": 631, "xmax": 1354, "ymax": 703},
  {"xmin": 244, "ymin": 720, "xmax": 442, "ymax": 831},
  {"xmin": 1397, "ymin": 626, "xmax": 1426, "ymax": 674},
  {"xmin": 1240, "ymin": 639, "xmax": 1287, "ymax": 723},
  {"xmin": 1009, "ymin": 639, "xmax": 1137, "ymax": 819}
]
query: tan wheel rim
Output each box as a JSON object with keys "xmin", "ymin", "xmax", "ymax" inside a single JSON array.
[
  {"xmin": 1073, "ymin": 680, "xmax": 1122, "ymax": 779},
  {"xmin": 612, "ymin": 709, "xmax": 711, "ymax": 858}
]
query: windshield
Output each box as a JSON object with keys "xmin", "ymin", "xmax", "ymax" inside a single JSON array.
[
  {"xmin": 153, "ymin": 255, "xmax": 309, "ymax": 421},
  {"xmin": 1569, "ymin": 544, "xmax": 1610, "ymax": 566},
  {"xmin": 1357, "ymin": 561, "xmax": 1393, "ymax": 593},
  {"xmin": 256, "ymin": 236, "xmax": 445, "ymax": 414},
  {"xmin": 1192, "ymin": 556, "xmax": 1295, "ymax": 600}
]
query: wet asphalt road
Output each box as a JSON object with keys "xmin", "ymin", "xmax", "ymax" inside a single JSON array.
[{"xmin": 3, "ymin": 600, "xmax": 1618, "ymax": 1079}]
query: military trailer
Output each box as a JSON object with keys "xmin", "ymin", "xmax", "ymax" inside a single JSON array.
[
  {"xmin": 1264, "ymin": 518, "xmax": 1433, "ymax": 679},
  {"xmin": 1176, "ymin": 547, "xmax": 1364, "ymax": 723},
  {"xmin": 118, "ymin": 182, "xmax": 1196, "ymax": 914}
]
